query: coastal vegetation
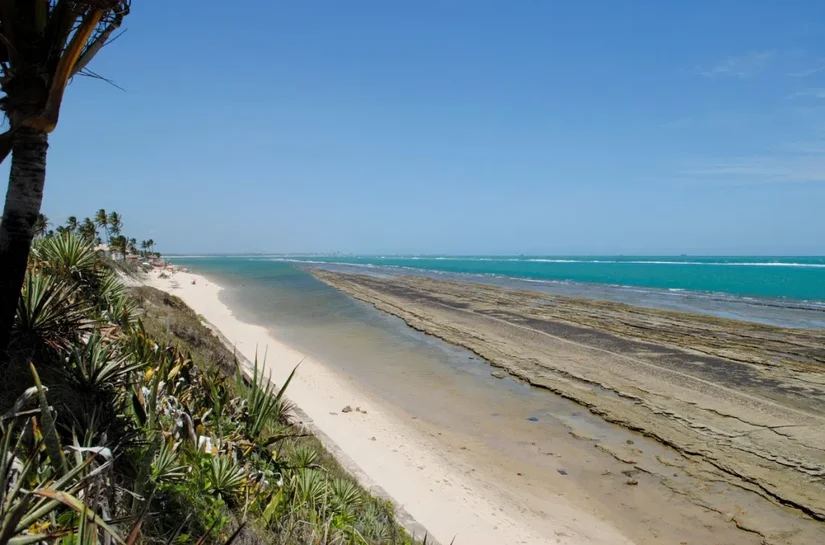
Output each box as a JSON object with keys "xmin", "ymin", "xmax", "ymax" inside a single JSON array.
[{"xmin": 0, "ymin": 222, "xmax": 420, "ymax": 544}]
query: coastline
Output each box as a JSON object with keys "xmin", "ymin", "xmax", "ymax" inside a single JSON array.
[
  {"xmin": 310, "ymin": 269, "xmax": 825, "ymax": 545},
  {"xmin": 141, "ymin": 269, "xmax": 634, "ymax": 545}
]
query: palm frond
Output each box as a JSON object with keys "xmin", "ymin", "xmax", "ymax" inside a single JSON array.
[{"xmin": 0, "ymin": 0, "xmax": 131, "ymax": 141}]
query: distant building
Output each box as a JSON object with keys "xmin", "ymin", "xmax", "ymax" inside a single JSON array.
[{"xmin": 94, "ymin": 244, "xmax": 111, "ymax": 259}]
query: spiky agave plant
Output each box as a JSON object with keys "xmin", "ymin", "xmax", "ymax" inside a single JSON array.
[
  {"xmin": 31, "ymin": 231, "xmax": 101, "ymax": 288},
  {"xmin": 97, "ymin": 273, "xmax": 140, "ymax": 329},
  {"xmin": 234, "ymin": 353, "xmax": 298, "ymax": 442},
  {"xmin": 59, "ymin": 332, "xmax": 142, "ymax": 445},
  {"xmin": 205, "ymin": 454, "xmax": 245, "ymax": 500},
  {"xmin": 65, "ymin": 331, "xmax": 142, "ymax": 395},
  {"xmin": 329, "ymin": 477, "xmax": 363, "ymax": 515},
  {"xmin": 0, "ymin": 366, "xmax": 126, "ymax": 545},
  {"xmin": 12, "ymin": 270, "xmax": 91, "ymax": 351},
  {"xmin": 355, "ymin": 501, "xmax": 395, "ymax": 543},
  {"xmin": 290, "ymin": 469, "xmax": 328, "ymax": 509},
  {"xmin": 287, "ymin": 444, "xmax": 319, "ymax": 470},
  {"xmin": 150, "ymin": 438, "xmax": 187, "ymax": 484}
]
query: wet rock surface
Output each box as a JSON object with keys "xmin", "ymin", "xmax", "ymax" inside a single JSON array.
[{"xmin": 314, "ymin": 270, "xmax": 825, "ymax": 544}]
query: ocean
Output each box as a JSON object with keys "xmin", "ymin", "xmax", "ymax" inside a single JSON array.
[{"xmin": 166, "ymin": 256, "xmax": 825, "ymax": 329}]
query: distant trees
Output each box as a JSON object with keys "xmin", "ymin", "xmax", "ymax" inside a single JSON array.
[
  {"xmin": 140, "ymin": 238, "xmax": 155, "ymax": 256},
  {"xmin": 28, "ymin": 208, "xmax": 154, "ymax": 262}
]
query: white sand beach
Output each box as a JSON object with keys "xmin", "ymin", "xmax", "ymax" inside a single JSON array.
[{"xmin": 143, "ymin": 269, "xmax": 633, "ymax": 545}]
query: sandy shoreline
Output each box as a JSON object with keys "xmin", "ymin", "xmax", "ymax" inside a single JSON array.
[
  {"xmin": 312, "ymin": 270, "xmax": 825, "ymax": 545},
  {"xmin": 141, "ymin": 269, "xmax": 634, "ymax": 545}
]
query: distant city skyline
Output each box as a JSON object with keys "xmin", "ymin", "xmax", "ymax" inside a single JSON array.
[{"xmin": 7, "ymin": 1, "xmax": 825, "ymax": 255}]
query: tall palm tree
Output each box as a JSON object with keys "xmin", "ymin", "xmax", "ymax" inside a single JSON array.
[
  {"xmin": 33, "ymin": 213, "xmax": 49, "ymax": 238},
  {"xmin": 94, "ymin": 208, "xmax": 109, "ymax": 245},
  {"xmin": 79, "ymin": 217, "xmax": 97, "ymax": 243},
  {"xmin": 127, "ymin": 237, "xmax": 136, "ymax": 254},
  {"xmin": 147, "ymin": 238, "xmax": 155, "ymax": 254},
  {"xmin": 65, "ymin": 215, "xmax": 78, "ymax": 232},
  {"xmin": 108, "ymin": 211, "xmax": 122, "ymax": 237},
  {"xmin": 0, "ymin": 1, "xmax": 131, "ymax": 351},
  {"xmin": 110, "ymin": 234, "xmax": 127, "ymax": 260}
]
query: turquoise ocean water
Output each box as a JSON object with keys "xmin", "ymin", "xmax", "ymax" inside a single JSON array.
[
  {"xmin": 167, "ymin": 256, "xmax": 825, "ymax": 328},
  {"xmin": 275, "ymin": 256, "xmax": 825, "ymax": 301}
]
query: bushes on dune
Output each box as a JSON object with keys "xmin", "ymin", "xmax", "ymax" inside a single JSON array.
[{"xmin": 0, "ymin": 232, "xmax": 417, "ymax": 545}]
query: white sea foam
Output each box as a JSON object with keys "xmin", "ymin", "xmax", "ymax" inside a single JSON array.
[{"xmin": 272, "ymin": 255, "xmax": 825, "ymax": 269}]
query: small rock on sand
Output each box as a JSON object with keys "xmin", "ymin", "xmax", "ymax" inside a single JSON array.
[
  {"xmin": 625, "ymin": 479, "xmax": 639, "ymax": 486},
  {"xmin": 342, "ymin": 406, "xmax": 353, "ymax": 413},
  {"xmin": 491, "ymin": 370, "xmax": 507, "ymax": 379}
]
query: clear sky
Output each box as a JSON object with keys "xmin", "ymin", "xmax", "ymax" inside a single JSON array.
[{"xmin": 6, "ymin": 1, "xmax": 825, "ymax": 255}]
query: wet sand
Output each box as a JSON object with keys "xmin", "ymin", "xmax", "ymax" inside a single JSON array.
[{"xmin": 313, "ymin": 270, "xmax": 825, "ymax": 545}]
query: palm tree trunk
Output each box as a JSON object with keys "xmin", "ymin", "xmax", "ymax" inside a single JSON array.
[{"xmin": 0, "ymin": 128, "xmax": 49, "ymax": 352}]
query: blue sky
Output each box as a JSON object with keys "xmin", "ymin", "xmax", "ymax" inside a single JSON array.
[{"xmin": 6, "ymin": 1, "xmax": 825, "ymax": 255}]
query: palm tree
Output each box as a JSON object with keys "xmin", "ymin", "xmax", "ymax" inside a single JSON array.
[
  {"xmin": 108, "ymin": 211, "xmax": 122, "ymax": 237},
  {"xmin": 147, "ymin": 238, "xmax": 155, "ymax": 254},
  {"xmin": 33, "ymin": 213, "xmax": 49, "ymax": 238},
  {"xmin": 127, "ymin": 237, "xmax": 136, "ymax": 255},
  {"xmin": 95, "ymin": 208, "xmax": 109, "ymax": 244},
  {"xmin": 0, "ymin": 2, "xmax": 131, "ymax": 352},
  {"xmin": 65, "ymin": 216, "xmax": 78, "ymax": 232},
  {"xmin": 79, "ymin": 217, "xmax": 97, "ymax": 243},
  {"xmin": 110, "ymin": 234, "xmax": 127, "ymax": 260}
]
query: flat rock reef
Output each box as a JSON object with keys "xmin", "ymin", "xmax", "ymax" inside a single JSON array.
[{"xmin": 313, "ymin": 270, "xmax": 825, "ymax": 545}]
